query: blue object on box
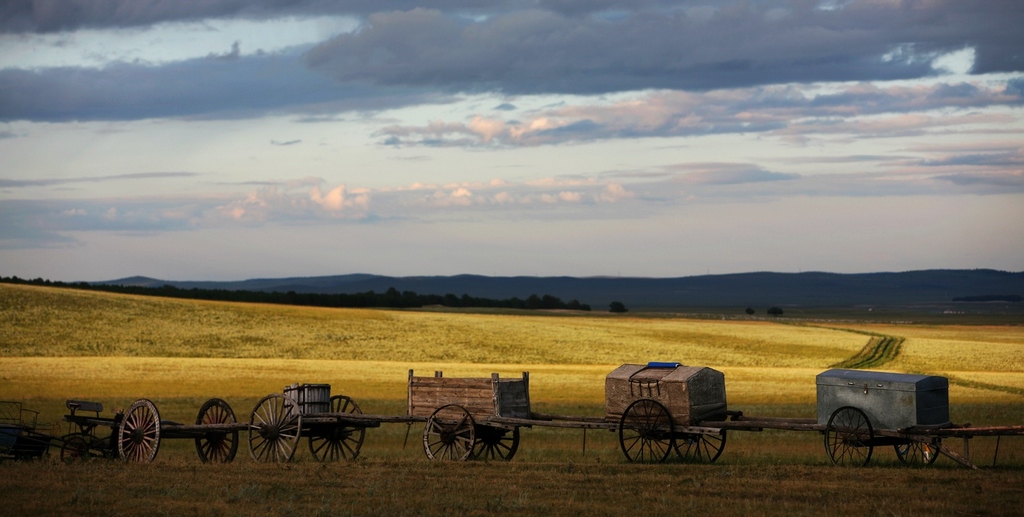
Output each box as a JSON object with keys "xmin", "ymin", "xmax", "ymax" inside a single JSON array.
[{"xmin": 647, "ymin": 361, "xmax": 681, "ymax": 368}]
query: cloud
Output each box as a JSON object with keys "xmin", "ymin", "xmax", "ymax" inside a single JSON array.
[
  {"xmin": 919, "ymin": 151, "xmax": 1024, "ymax": 168},
  {"xmin": 0, "ymin": 1, "xmax": 535, "ymax": 33},
  {"xmin": 936, "ymin": 172, "xmax": 1024, "ymax": 188},
  {"xmin": 671, "ymin": 164, "xmax": 801, "ymax": 186},
  {"xmin": 270, "ymin": 139, "xmax": 302, "ymax": 146},
  {"xmin": 376, "ymin": 80, "xmax": 1024, "ymax": 147},
  {"xmin": 3, "ymin": 3, "xmax": 1022, "ymax": 125},
  {"xmin": 0, "ymin": 49, "xmax": 451, "ymax": 122},
  {"xmin": 309, "ymin": 184, "xmax": 370, "ymax": 214},
  {"xmin": 0, "ymin": 171, "xmax": 200, "ymax": 188},
  {"xmin": 4, "ymin": 154, "xmax": 1021, "ymax": 251},
  {"xmin": 306, "ymin": 3, "xmax": 1024, "ymax": 95},
  {"xmin": 207, "ymin": 41, "xmax": 241, "ymax": 62}
]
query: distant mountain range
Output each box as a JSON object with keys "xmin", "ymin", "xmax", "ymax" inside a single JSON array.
[{"xmin": 98, "ymin": 269, "xmax": 1023, "ymax": 309}]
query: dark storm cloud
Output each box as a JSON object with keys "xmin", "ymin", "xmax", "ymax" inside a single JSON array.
[
  {"xmin": 0, "ymin": 49, "xmax": 445, "ymax": 122},
  {"xmin": 306, "ymin": 2, "xmax": 1024, "ymax": 95},
  {"xmin": 0, "ymin": 0, "xmax": 527, "ymax": 33},
  {"xmin": 3, "ymin": 1, "xmax": 1022, "ymax": 123}
]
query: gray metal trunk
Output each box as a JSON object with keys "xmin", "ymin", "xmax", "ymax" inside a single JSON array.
[{"xmin": 816, "ymin": 369, "xmax": 950, "ymax": 430}]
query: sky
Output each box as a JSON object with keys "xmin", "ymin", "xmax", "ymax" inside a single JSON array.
[{"xmin": 1, "ymin": 0, "xmax": 1022, "ymax": 282}]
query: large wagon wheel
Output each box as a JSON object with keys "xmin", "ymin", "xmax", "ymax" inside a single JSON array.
[
  {"xmin": 248, "ymin": 394, "xmax": 302, "ymax": 463},
  {"xmin": 59, "ymin": 433, "xmax": 94, "ymax": 463},
  {"xmin": 675, "ymin": 431, "xmax": 726, "ymax": 463},
  {"xmin": 118, "ymin": 399, "xmax": 161, "ymax": 463},
  {"xmin": 824, "ymin": 406, "xmax": 873, "ymax": 466},
  {"xmin": 895, "ymin": 438, "xmax": 940, "ymax": 466},
  {"xmin": 423, "ymin": 404, "xmax": 476, "ymax": 461},
  {"xmin": 308, "ymin": 395, "xmax": 366, "ymax": 462},
  {"xmin": 619, "ymin": 399, "xmax": 674, "ymax": 463},
  {"xmin": 194, "ymin": 398, "xmax": 239, "ymax": 463},
  {"xmin": 471, "ymin": 425, "xmax": 520, "ymax": 461}
]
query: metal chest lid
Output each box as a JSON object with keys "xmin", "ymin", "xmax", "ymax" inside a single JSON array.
[{"xmin": 816, "ymin": 369, "xmax": 948, "ymax": 391}]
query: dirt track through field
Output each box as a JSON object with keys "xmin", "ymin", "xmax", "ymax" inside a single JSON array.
[{"xmin": 830, "ymin": 334, "xmax": 904, "ymax": 369}]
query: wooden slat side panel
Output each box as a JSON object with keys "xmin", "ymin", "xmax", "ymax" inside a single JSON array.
[
  {"xmin": 408, "ymin": 374, "xmax": 498, "ymax": 418},
  {"xmin": 409, "ymin": 377, "xmax": 494, "ymax": 390},
  {"xmin": 495, "ymin": 380, "xmax": 531, "ymax": 419}
]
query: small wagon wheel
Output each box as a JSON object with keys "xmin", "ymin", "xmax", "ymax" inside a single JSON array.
[
  {"xmin": 59, "ymin": 433, "xmax": 93, "ymax": 463},
  {"xmin": 423, "ymin": 404, "xmax": 476, "ymax": 461},
  {"xmin": 308, "ymin": 395, "xmax": 366, "ymax": 462},
  {"xmin": 194, "ymin": 398, "xmax": 239, "ymax": 463},
  {"xmin": 618, "ymin": 399, "xmax": 674, "ymax": 463},
  {"xmin": 471, "ymin": 425, "xmax": 520, "ymax": 461},
  {"xmin": 674, "ymin": 431, "xmax": 727, "ymax": 463},
  {"xmin": 894, "ymin": 437, "xmax": 940, "ymax": 466},
  {"xmin": 118, "ymin": 399, "xmax": 162, "ymax": 463},
  {"xmin": 248, "ymin": 393, "xmax": 302, "ymax": 463},
  {"xmin": 824, "ymin": 406, "xmax": 873, "ymax": 466}
]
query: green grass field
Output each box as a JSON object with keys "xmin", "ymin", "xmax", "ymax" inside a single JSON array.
[{"xmin": 1, "ymin": 283, "xmax": 1022, "ymax": 516}]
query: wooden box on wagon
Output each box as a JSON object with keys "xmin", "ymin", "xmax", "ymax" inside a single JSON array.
[
  {"xmin": 407, "ymin": 370, "xmax": 531, "ymax": 420},
  {"xmin": 605, "ymin": 363, "xmax": 727, "ymax": 425}
]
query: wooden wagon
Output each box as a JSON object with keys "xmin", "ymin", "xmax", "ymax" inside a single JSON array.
[
  {"xmin": 603, "ymin": 362, "xmax": 732, "ymax": 463},
  {"xmin": 59, "ymin": 397, "xmax": 244, "ymax": 463},
  {"xmin": 244, "ymin": 383, "xmax": 374, "ymax": 463},
  {"xmin": 403, "ymin": 363, "xmax": 736, "ymax": 464},
  {"xmin": 0, "ymin": 401, "xmax": 60, "ymax": 461},
  {"xmin": 409, "ymin": 370, "xmax": 531, "ymax": 461}
]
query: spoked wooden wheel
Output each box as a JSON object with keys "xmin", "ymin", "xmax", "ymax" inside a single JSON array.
[
  {"xmin": 248, "ymin": 394, "xmax": 302, "ymax": 463},
  {"xmin": 308, "ymin": 395, "xmax": 366, "ymax": 461},
  {"xmin": 619, "ymin": 399, "xmax": 674, "ymax": 463},
  {"xmin": 118, "ymin": 399, "xmax": 162, "ymax": 463},
  {"xmin": 423, "ymin": 404, "xmax": 476, "ymax": 461},
  {"xmin": 675, "ymin": 431, "xmax": 726, "ymax": 463},
  {"xmin": 825, "ymin": 406, "xmax": 874, "ymax": 466},
  {"xmin": 194, "ymin": 398, "xmax": 239, "ymax": 463},
  {"xmin": 895, "ymin": 438, "xmax": 940, "ymax": 466},
  {"xmin": 471, "ymin": 426, "xmax": 520, "ymax": 461},
  {"xmin": 59, "ymin": 433, "xmax": 93, "ymax": 463}
]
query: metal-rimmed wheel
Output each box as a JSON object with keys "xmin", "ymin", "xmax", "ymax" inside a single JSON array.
[
  {"xmin": 194, "ymin": 398, "xmax": 239, "ymax": 463},
  {"xmin": 825, "ymin": 406, "xmax": 873, "ymax": 466},
  {"xmin": 59, "ymin": 433, "xmax": 92, "ymax": 463},
  {"xmin": 895, "ymin": 438, "xmax": 940, "ymax": 466},
  {"xmin": 423, "ymin": 404, "xmax": 476, "ymax": 461},
  {"xmin": 248, "ymin": 394, "xmax": 302, "ymax": 463},
  {"xmin": 675, "ymin": 431, "xmax": 726, "ymax": 463},
  {"xmin": 471, "ymin": 426, "xmax": 520, "ymax": 461},
  {"xmin": 118, "ymin": 399, "xmax": 161, "ymax": 463},
  {"xmin": 308, "ymin": 395, "xmax": 366, "ymax": 462},
  {"xmin": 619, "ymin": 399, "xmax": 674, "ymax": 463}
]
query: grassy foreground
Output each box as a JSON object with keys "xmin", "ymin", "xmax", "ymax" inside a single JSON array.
[
  {"xmin": 2, "ymin": 284, "xmax": 1023, "ymax": 515},
  {"xmin": 4, "ymin": 460, "xmax": 1023, "ymax": 517}
]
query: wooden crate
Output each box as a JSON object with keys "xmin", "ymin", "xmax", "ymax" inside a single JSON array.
[
  {"xmin": 407, "ymin": 370, "xmax": 531, "ymax": 421},
  {"xmin": 605, "ymin": 363, "xmax": 727, "ymax": 425}
]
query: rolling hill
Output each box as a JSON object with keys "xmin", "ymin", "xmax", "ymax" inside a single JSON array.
[{"xmin": 97, "ymin": 269, "xmax": 1024, "ymax": 309}]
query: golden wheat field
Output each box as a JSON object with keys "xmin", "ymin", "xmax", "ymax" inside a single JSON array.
[{"xmin": 2, "ymin": 283, "xmax": 1023, "ymax": 516}]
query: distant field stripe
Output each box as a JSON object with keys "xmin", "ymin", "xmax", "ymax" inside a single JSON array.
[
  {"xmin": 944, "ymin": 375, "xmax": 1024, "ymax": 398},
  {"xmin": 830, "ymin": 335, "xmax": 905, "ymax": 369}
]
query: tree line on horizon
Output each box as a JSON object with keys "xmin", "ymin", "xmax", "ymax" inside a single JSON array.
[{"xmin": 0, "ymin": 276, "xmax": 595, "ymax": 312}]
